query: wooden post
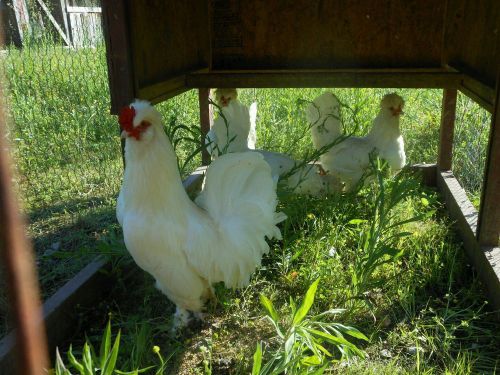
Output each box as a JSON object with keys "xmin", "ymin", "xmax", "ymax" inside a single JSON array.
[
  {"xmin": 438, "ymin": 89, "xmax": 458, "ymax": 171},
  {"xmin": 199, "ymin": 88, "xmax": 212, "ymax": 166},
  {"xmin": 12, "ymin": 0, "xmax": 31, "ymax": 45},
  {"xmin": 101, "ymin": 0, "xmax": 135, "ymax": 115},
  {"xmin": 101, "ymin": 0, "xmax": 135, "ymax": 167},
  {"xmin": 477, "ymin": 78, "xmax": 500, "ymax": 246},
  {"xmin": 0, "ymin": 98, "xmax": 49, "ymax": 372}
]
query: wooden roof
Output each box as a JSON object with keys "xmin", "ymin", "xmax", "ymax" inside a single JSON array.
[{"xmin": 102, "ymin": 0, "xmax": 499, "ymax": 113}]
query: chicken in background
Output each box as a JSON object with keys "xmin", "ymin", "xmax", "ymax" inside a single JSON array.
[
  {"xmin": 208, "ymin": 88, "xmax": 257, "ymax": 150},
  {"xmin": 212, "ymin": 88, "xmax": 238, "ymax": 108},
  {"xmin": 207, "ymin": 96, "xmax": 337, "ymax": 196},
  {"xmin": 206, "ymin": 100, "xmax": 257, "ymax": 155},
  {"xmin": 307, "ymin": 92, "xmax": 406, "ymax": 191},
  {"xmin": 117, "ymin": 100, "xmax": 285, "ymax": 330}
]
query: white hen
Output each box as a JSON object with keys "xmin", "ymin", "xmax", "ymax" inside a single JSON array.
[
  {"xmin": 117, "ymin": 100, "xmax": 285, "ymax": 328},
  {"xmin": 307, "ymin": 92, "xmax": 406, "ymax": 191},
  {"xmin": 306, "ymin": 91, "xmax": 343, "ymax": 153},
  {"xmin": 206, "ymin": 100, "xmax": 257, "ymax": 155},
  {"xmin": 207, "ymin": 99, "xmax": 334, "ymax": 195}
]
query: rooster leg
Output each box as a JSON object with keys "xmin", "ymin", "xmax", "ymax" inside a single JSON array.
[
  {"xmin": 193, "ymin": 311, "xmax": 206, "ymax": 321},
  {"xmin": 172, "ymin": 306, "xmax": 191, "ymax": 332}
]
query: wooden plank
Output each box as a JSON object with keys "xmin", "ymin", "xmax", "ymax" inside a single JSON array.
[
  {"xmin": 437, "ymin": 170, "xmax": 500, "ymax": 310},
  {"xmin": 136, "ymin": 75, "xmax": 188, "ymax": 104},
  {"xmin": 55, "ymin": 0, "xmax": 70, "ymax": 44},
  {"xmin": 186, "ymin": 69, "xmax": 462, "ymax": 89},
  {"xmin": 438, "ymin": 89, "xmax": 458, "ymax": 170},
  {"xmin": 459, "ymin": 74, "xmax": 495, "ymax": 113},
  {"xmin": 199, "ymin": 89, "xmax": 211, "ymax": 166},
  {"xmin": 211, "ymin": 0, "xmax": 446, "ymax": 70},
  {"xmin": 11, "ymin": 0, "xmax": 31, "ymax": 45},
  {"xmin": 410, "ymin": 163, "xmax": 437, "ymax": 187},
  {"xmin": 477, "ymin": 76, "xmax": 500, "ymax": 246},
  {"xmin": 101, "ymin": 0, "xmax": 135, "ymax": 114},
  {"xmin": 0, "ymin": 92, "xmax": 49, "ymax": 373},
  {"xmin": 36, "ymin": 0, "xmax": 72, "ymax": 46},
  {"xmin": 128, "ymin": 0, "xmax": 210, "ymax": 97},
  {"xmin": 443, "ymin": 0, "xmax": 499, "ymax": 90},
  {"xmin": 0, "ymin": 259, "xmax": 111, "ymax": 374},
  {"xmin": 66, "ymin": 6, "xmax": 101, "ymax": 13}
]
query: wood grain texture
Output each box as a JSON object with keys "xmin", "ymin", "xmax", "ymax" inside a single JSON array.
[
  {"xmin": 198, "ymin": 89, "xmax": 212, "ymax": 166},
  {"xmin": 187, "ymin": 69, "xmax": 461, "ymax": 88},
  {"xmin": 411, "ymin": 163, "xmax": 437, "ymax": 187},
  {"xmin": 212, "ymin": 0, "xmax": 446, "ymax": 70},
  {"xmin": 478, "ymin": 77, "xmax": 500, "ymax": 246},
  {"xmin": 438, "ymin": 89, "xmax": 457, "ymax": 170},
  {"xmin": 101, "ymin": 0, "xmax": 135, "ymax": 114},
  {"xmin": 129, "ymin": 0, "xmax": 210, "ymax": 93},
  {"xmin": 444, "ymin": 0, "xmax": 499, "ymax": 89},
  {"xmin": 437, "ymin": 171, "xmax": 500, "ymax": 311}
]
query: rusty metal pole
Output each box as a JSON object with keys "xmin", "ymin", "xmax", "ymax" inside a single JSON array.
[
  {"xmin": 199, "ymin": 88, "xmax": 212, "ymax": 166},
  {"xmin": 0, "ymin": 97, "xmax": 49, "ymax": 372}
]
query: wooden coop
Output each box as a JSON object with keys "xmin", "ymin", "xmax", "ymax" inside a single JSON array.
[
  {"xmin": 0, "ymin": 0, "xmax": 498, "ymax": 373},
  {"xmin": 101, "ymin": 0, "xmax": 499, "ymax": 301}
]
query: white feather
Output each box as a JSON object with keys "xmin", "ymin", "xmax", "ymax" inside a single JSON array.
[
  {"xmin": 118, "ymin": 100, "xmax": 285, "ymax": 319},
  {"xmin": 310, "ymin": 92, "xmax": 406, "ymax": 191}
]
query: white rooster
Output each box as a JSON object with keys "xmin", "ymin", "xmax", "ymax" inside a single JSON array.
[
  {"xmin": 307, "ymin": 92, "xmax": 406, "ymax": 191},
  {"xmin": 117, "ymin": 100, "xmax": 285, "ymax": 329}
]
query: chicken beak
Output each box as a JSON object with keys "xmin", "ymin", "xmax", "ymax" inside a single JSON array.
[{"xmin": 120, "ymin": 130, "xmax": 127, "ymax": 139}]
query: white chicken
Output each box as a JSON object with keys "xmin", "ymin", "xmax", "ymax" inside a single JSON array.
[
  {"xmin": 117, "ymin": 100, "xmax": 285, "ymax": 329},
  {"xmin": 206, "ymin": 100, "xmax": 257, "ymax": 155},
  {"xmin": 208, "ymin": 88, "xmax": 257, "ymax": 151},
  {"xmin": 207, "ymin": 98, "xmax": 336, "ymax": 196},
  {"xmin": 307, "ymin": 92, "xmax": 406, "ymax": 191}
]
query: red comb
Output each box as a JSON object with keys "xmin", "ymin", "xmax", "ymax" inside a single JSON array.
[{"xmin": 119, "ymin": 106, "xmax": 136, "ymax": 132}]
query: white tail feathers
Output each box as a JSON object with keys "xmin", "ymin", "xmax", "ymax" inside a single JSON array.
[
  {"xmin": 248, "ymin": 102, "xmax": 257, "ymax": 149},
  {"xmin": 193, "ymin": 152, "xmax": 285, "ymax": 288}
]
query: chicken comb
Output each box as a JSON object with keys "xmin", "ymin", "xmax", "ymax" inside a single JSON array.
[{"xmin": 119, "ymin": 105, "xmax": 136, "ymax": 132}]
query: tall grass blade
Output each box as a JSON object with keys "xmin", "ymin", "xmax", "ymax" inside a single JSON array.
[{"xmin": 293, "ymin": 278, "xmax": 320, "ymax": 325}]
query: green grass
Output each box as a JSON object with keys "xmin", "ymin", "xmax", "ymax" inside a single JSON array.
[
  {"xmin": 1, "ymin": 36, "xmax": 497, "ymax": 374},
  {"xmin": 59, "ymin": 171, "xmax": 500, "ymax": 374}
]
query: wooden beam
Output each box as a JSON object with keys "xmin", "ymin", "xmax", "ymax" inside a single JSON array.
[
  {"xmin": 459, "ymin": 74, "xmax": 495, "ymax": 114},
  {"xmin": 101, "ymin": 0, "xmax": 135, "ymax": 115},
  {"xmin": 66, "ymin": 6, "xmax": 102, "ymax": 13},
  {"xmin": 438, "ymin": 89, "xmax": 457, "ymax": 170},
  {"xmin": 0, "ymin": 93, "xmax": 49, "ymax": 373},
  {"xmin": 199, "ymin": 88, "xmax": 211, "ymax": 166},
  {"xmin": 0, "ymin": 259, "xmax": 110, "ymax": 373},
  {"xmin": 35, "ymin": 0, "xmax": 72, "ymax": 46},
  {"xmin": 410, "ymin": 163, "xmax": 437, "ymax": 187},
  {"xmin": 477, "ymin": 75, "xmax": 500, "ymax": 246},
  {"xmin": 437, "ymin": 170, "xmax": 500, "ymax": 311},
  {"xmin": 136, "ymin": 75, "xmax": 189, "ymax": 105},
  {"xmin": 11, "ymin": 0, "xmax": 30, "ymax": 45},
  {"xmin": 186, "ymin": 69, "xmax": 462, "ymax": 89},
  {"xmin": 57, "ymin": 0, "xmax": 70, "ymax": 46}
]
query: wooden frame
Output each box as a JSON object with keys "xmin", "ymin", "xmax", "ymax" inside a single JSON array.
[{"xmin": 99, "ymin": 0, "xmax": 499, "ymax": 310}]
